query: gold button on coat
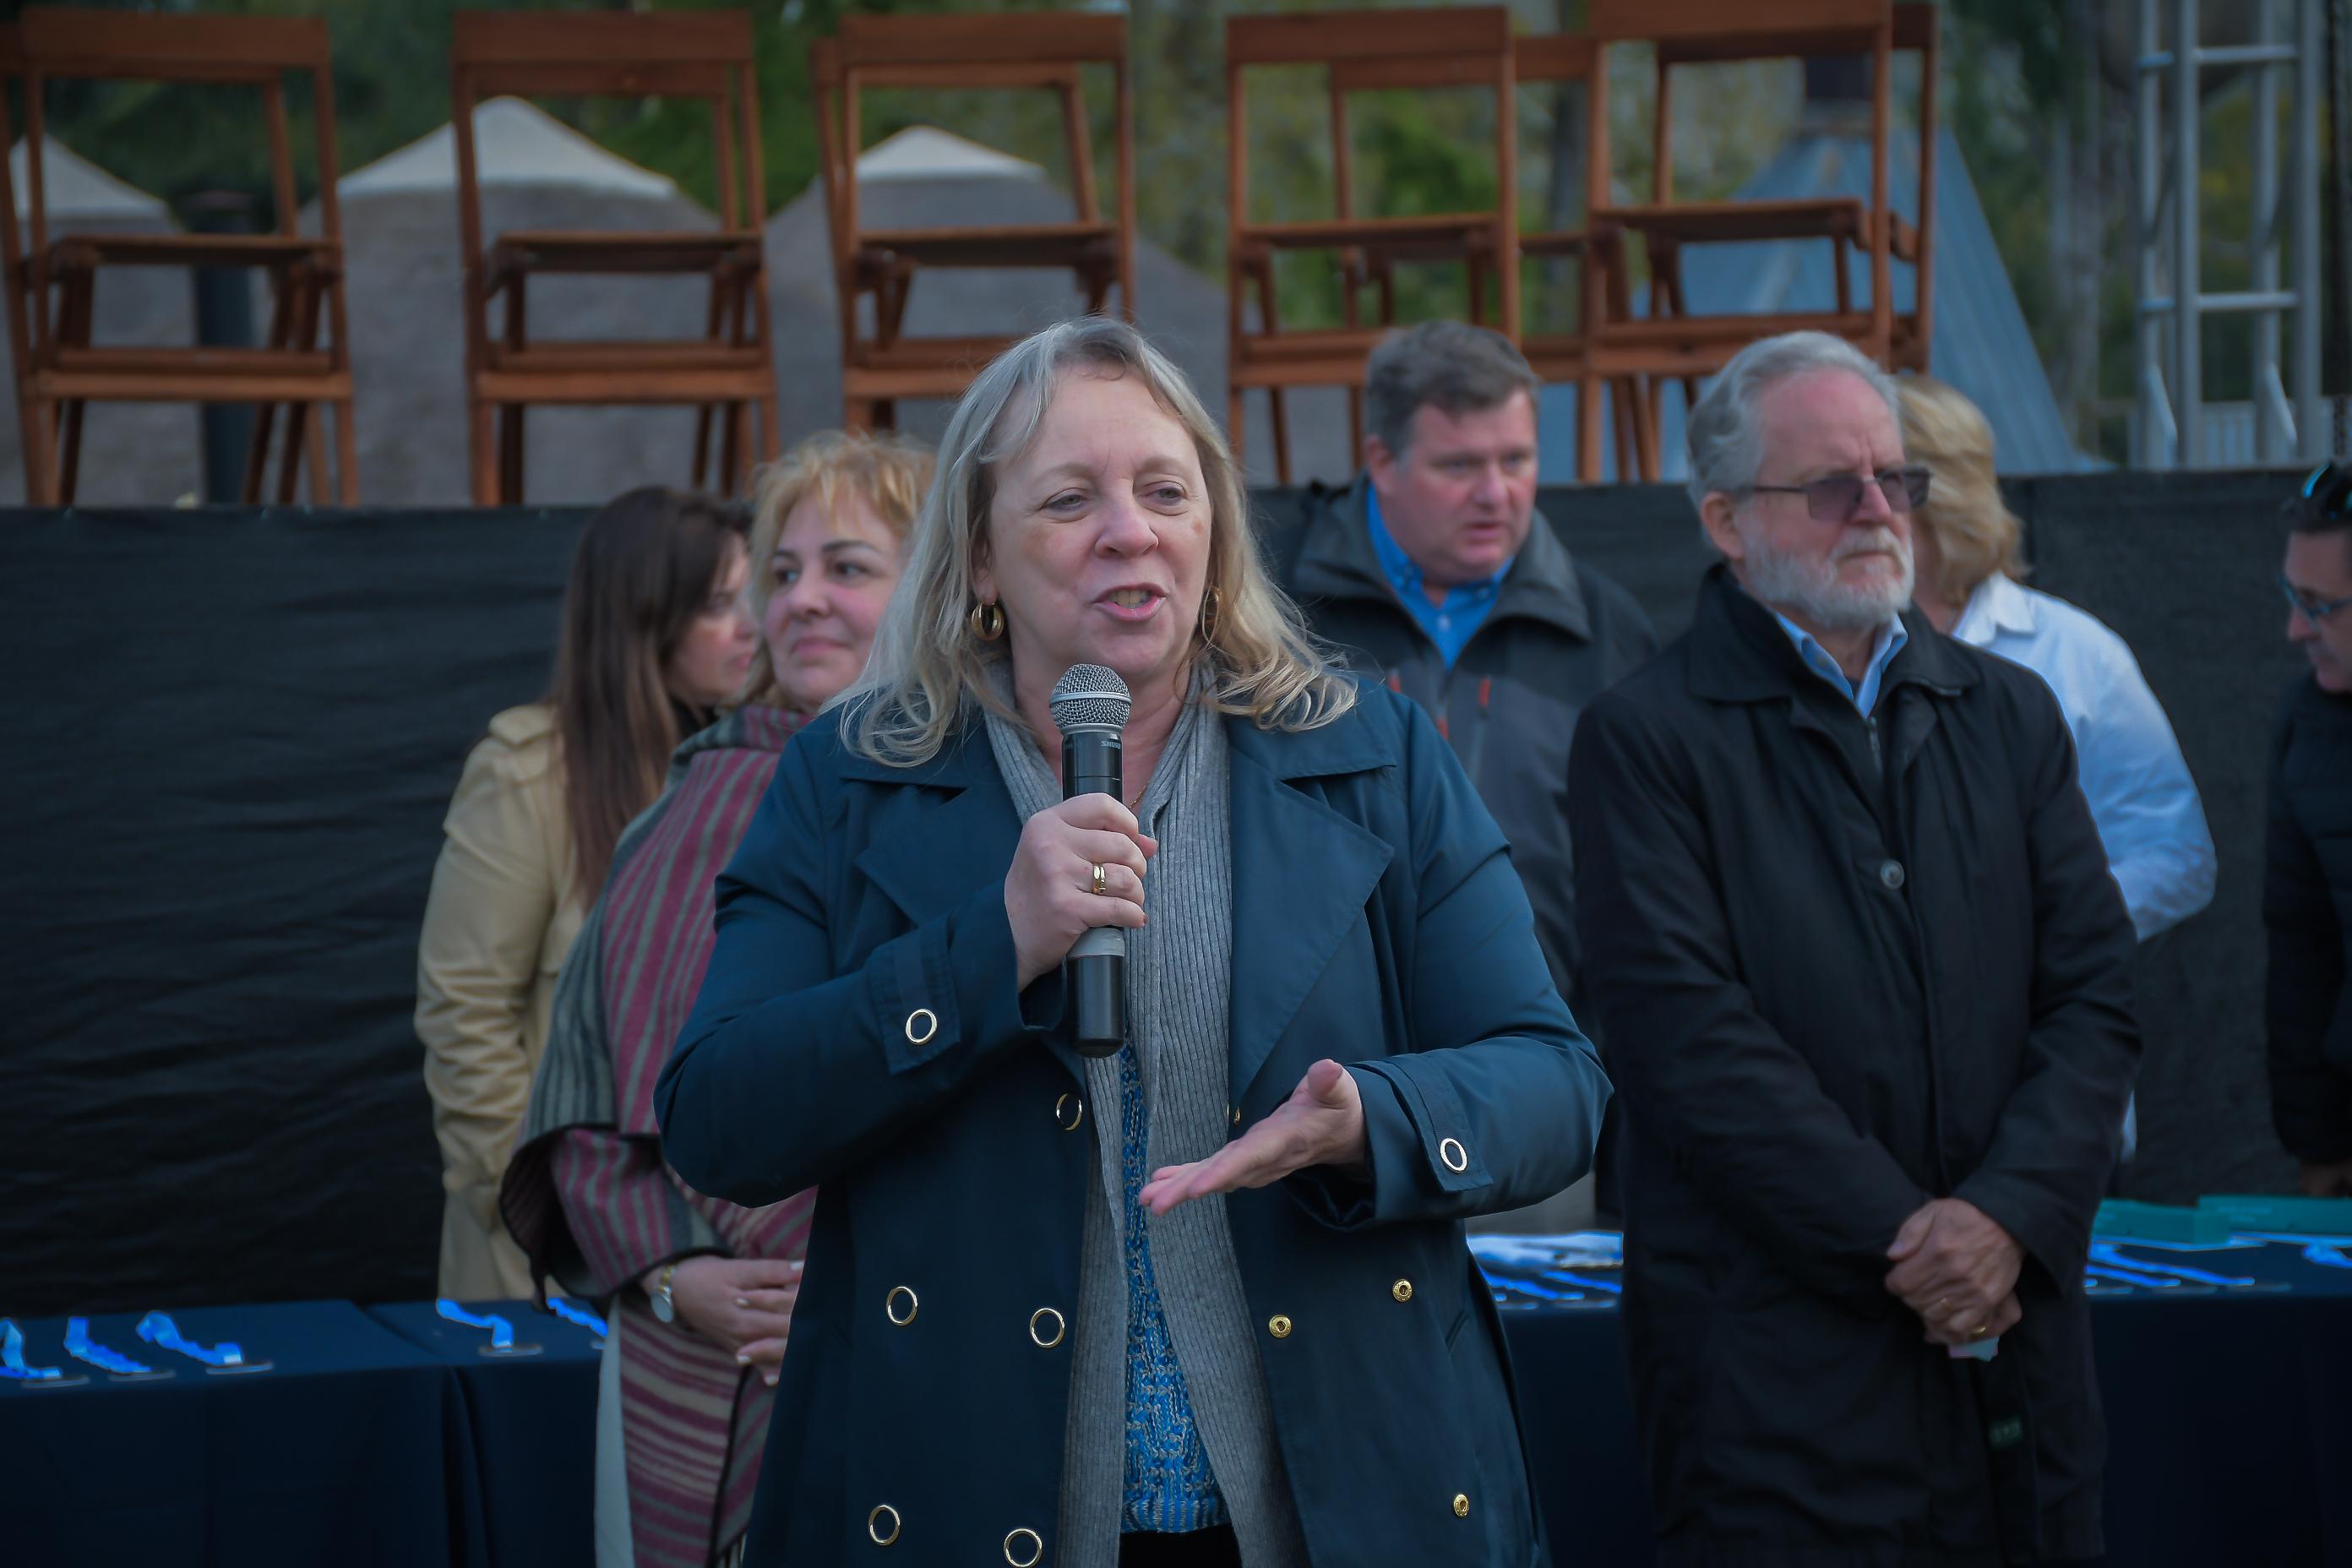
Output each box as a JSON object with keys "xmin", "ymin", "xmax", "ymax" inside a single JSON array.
[
  {"xmin": 1268, "ymin": 1314, "xmax": 1292, "ymax": 1338},
  {"xmin": 1004, "ymin": 1527, "xmax": 1044, "ymax": 1566},
  {"xmin": 868, "ymin": 1504, "xmax": 901, "ymax": 1544},
  {"xmin": 1391, "ymin": 1279, "xmax": 1413, "ymax": 1303},
  {"xmin": 1452, "ymin": 1494, "xmax": 1470, "ymax": 1518},
  {"xmin": 1054, "ymin": 1092, "xmax": 1084, "ymax": 1130},
  {"xmin": 885, "ymin": 1286, "xmax": 917, "ymax": 1326},
  {"xmin": 1029, "ymin": 1307, "xmax": 1066, "ymax": 1348}
]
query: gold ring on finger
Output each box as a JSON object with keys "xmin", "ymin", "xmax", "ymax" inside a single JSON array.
[
  {"xmin": 1971, "ymin": 1322, "xmax": 1990, "ymax": 1339},
  {"xmin": 1092, "ymin": 863, "xmax": 1108, "ymax": 897}
]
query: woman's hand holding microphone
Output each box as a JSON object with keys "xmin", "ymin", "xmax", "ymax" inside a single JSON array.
[{"xmin": 1004, "ymin": 795, "xmax": 1156, "ymax": 989}]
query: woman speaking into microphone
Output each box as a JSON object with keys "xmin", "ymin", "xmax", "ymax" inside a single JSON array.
[{"xmin": 656, "ymin": 318, "xmax": 1609, "ymax": 1568}]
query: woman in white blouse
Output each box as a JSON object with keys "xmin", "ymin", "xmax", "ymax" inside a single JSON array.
[{"xmin": 1898, "ymin": 377, "xmax": 2216, "ymax": 1157}]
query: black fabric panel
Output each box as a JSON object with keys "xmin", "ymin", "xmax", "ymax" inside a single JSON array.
[
  {"xmin": 2, "ymin": 507, "xmax": 587, "ymax": 1315},
  {"xmin": 0, "ymin": 475, "xmax": 2313, "ymax": 1312},
  {"xmin": 2014, "ymin": 470, "xmax": 2314, "ymax": 1203}
]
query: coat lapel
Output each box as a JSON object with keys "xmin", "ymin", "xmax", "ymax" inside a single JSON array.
[{"xmin": 1224, "ymin": 712, "xmax": 1395, "ymax": 1103}]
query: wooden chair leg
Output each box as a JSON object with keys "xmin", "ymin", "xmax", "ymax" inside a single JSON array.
[
  {"xmin": 498, "ymin": 403, "xmax": 525, "ymax": 505},
  {"xmin": 1227, "ymin": 385, "xmax": 1247, "ymax": 476},
  {"xmin": 278, "ymin": 264, "xmax": 326, "ymax": 504},
  {"xmin": 720, "ymin": 400, "xmax": 743, "ymax": 496},
  {"xmin": 334, "ymin": 398, "xmax": 357, "ymax": 504},
  {"xmin": 26, "ymin": 398, "xmax": 62, "ymax": 505},
  {"xmin": 1630, "ymin": 378, "xmax": 1661, "ymax": 482},
  {"xmin": 467, "ymin": 398, "xmax": 498, "ymax": 506},
  {"xmin": 244, "ymin": 269, "xmax": 296, "ymax": 504},
  {"xmin": 303, "ymin": 406, "xmax": 329, "ymax": 505},
  {"xmin": 1612, "ymin": 381, "xmax": 1636, "ymax": 482},
  {"xmin": 1577, "ymin": 373, "xmax": 1604, "ymax": 484},
  {"xmin": 57, "ymin": 395, "xmax": 87, "ymax": 508},
  {"xmin": 1270, "ymin": 389, "xmax": 1292, "ymax": 487},
  {"xmin": 874, "ymin": 398, "xmax": 897, "ymax": 432},
  {"xmin": 1346, "ymin": 388, "xmax": 1363, "ymax": 463},
  {"xmin": 277, "ymin": 399, "xmax": 312, "ymax": 504},
  {"xmin": 691, "ymin": 406, "xmax": 714, "ymax": 490},
  {"xmin": 691, "ymin": 272, "xmax": 728, "ymax": 490},
  {"xmin": 55, "ymin": 270, "xmax": 95, "ymax": 505},
  {"xmin": 13, "ymin": 383, "xmax": 49, "ymax": 504}
]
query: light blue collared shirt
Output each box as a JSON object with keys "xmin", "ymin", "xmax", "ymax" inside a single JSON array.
[
  {"xmin": 1365, "ymin": 485, "xmax": 1511, "ymax": 667},
  {"xmin": 1772, "ymin": 611, "xmax": 1908, "ymax": 716}
]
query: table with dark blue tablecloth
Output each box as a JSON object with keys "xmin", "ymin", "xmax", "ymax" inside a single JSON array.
[
  {"xmin": 1499, "ymin": 1235, "xmax": 2352, "ymax": 1568},
  {"xmin": 364, "ymin": 1298, "xmax": 605, "ymax": 1568},
  {"xmin": 13, "ymin": 1244, "xmax": 2348, "ymax": 1566},
  {"xmin": 0, "ymin": 1299, "xmax": 479, "ymax": 1568}
]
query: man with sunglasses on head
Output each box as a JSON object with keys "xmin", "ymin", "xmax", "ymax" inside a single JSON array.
[
  {"xmin": 2268, "ymin": 462, "xmax": 2352, "ymax": 1197},
  {"xmin": 1566, "ymin": 330, "xmax": 2138, "ymax": 1568}
]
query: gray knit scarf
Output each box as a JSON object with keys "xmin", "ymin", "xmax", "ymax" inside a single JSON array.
[{"xmin": 979, "ymin": 666, "xmax": 1308, "ymax": 1568}]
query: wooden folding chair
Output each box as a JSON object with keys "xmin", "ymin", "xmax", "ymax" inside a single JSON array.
[
  {"xmin": 0, "ymin": 8, "xmax": 356, "ymax": 505},
  {"xmin": 451, "ymin": 10, "xmax": 778, "ymax": 505},
  {"xmin": 1507, "ymin": 33, "xmax": 1650, "ymax": 483},
  {"xmin": 1578, "ymin": 0, "xmax": 1907, "ymax": 479},
  {"xmin": 1225, "ymin": 7, "xmax": 1517, "ymax": 484},
  {"xmin": 813, "ymin": 13, "xmax": 1135, "ymax": 430}
]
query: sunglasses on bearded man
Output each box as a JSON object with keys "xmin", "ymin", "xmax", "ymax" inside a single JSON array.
[{"xmin": 1741, "ymin": 465, "xmax": 1932, "ymax": 522}]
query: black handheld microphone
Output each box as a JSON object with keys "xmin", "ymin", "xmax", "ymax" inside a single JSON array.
[{"xmin": 1049, "ymin": 663, "xmax": 1131, "ymax": 1058}]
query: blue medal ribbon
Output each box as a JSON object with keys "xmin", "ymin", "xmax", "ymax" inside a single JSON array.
[
  {"xmin": 546, "ymin": 1296, "xmax": 608, "ymax": 1339},
  {"xmin": 2303, "ymin": 1242, "xmax": 2352, "ymax": 1270},
  {"xmin": 1, "ymin": 1320, "xmax": 69, "ymax": 1382},
  {"xmin": 2086, "ymin": 1263, "xmax": 2185, "ymax": 1289},
  {"xmin": 1538, "ymin": 1268, "xmax": 1624, "ymax": 1296},
  {"xmin": 64, "ymin": 1319, "xmax": 155, "ymax": 1375},
  {"xmin": 2088, "ymin": 1242, "xmax": 2258, "ymax": 1288},
  {"xmin": 436, "ymin": 1298, "xmax": 516, "ymax": 1348},
  {"xmin": 136, "ymin": 1311, "xmax": 246, "ymax": 1367}
]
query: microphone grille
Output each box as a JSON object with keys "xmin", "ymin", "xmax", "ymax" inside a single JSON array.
[{"xmin": 1049, "ymin": 663, "xmax": 1131, "ymax": 731}]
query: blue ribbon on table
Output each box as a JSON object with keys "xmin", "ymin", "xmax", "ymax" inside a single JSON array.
[
  {"xmin": 546, "ymin": 1296, "xmax": 608, "ymax": 1339},
  {"xmin": 136, "ymin": 1311, "xmax": 246, "ymax": 1368},
  {"xmin": 2088, "ymin": 1242, "xmax": 2256, "ymax": 1288},
  {"xmin": 1488, "ymin": 1277, "xmax": 1587, "ymax": 1304},
  {"xmin": 2303, "ymin": 1243, "xmax": 2352, "ymax": 1271},
  {"xmin": 1539, "ymin": 1268, "xmax": 1624, "ymax": 1296},
  {"xmin": 1, "ymin": 1319, "xmax": 68, "ymax": 1381},
  {"xmin": 436, "ymin": 1299, "xmax": 516, "ymax": 1349},
  {"xmin": 64, "ymin": 1319, "xmax": 155, "ymax": 1375},
  {"xmin": 2085, "ymin": 1263, "xmax": 2185, "ymax": 1289}
]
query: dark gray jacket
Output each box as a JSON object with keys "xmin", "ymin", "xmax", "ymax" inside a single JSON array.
[
  {"xmin": 2266, "ymin": 672, "xmax": 2352, "ymax": 1162},
  {"xmin": 1269, "ymin": 475, "xmax": 1659, "ymax": 1003}
]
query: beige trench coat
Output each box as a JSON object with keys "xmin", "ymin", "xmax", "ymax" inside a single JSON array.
[{"xmin": 416, "ymin": 704, "xmax": 586, "ymax": 1298}]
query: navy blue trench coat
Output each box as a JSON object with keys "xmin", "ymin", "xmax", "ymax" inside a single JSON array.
[{"xmin": 656, "ymin": 681, "xmax": 1611, "ymax": 1567}]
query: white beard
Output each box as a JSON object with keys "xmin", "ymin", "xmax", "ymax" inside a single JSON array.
[{"xmin": 1739, "ymin": 520, "xmax": 1915, "ymax": 634}]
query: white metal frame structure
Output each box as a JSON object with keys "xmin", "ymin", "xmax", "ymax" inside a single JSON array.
[{"xmin": 2133, "ymin": 0, "xmax": 2325, "ymax": 468}]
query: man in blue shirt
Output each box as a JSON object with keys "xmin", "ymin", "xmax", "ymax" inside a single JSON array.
[{"xmin": 1270, "ymin": 321, "xmax": 1657, "ymax": 1007}]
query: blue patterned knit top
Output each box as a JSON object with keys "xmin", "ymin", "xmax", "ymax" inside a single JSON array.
[{"xmin": 1117, "ymin": 1043, "xmax": 1228, "ymax": 1532}]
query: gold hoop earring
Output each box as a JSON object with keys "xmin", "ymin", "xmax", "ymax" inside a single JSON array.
[
  {"xmin": 1198, "ymin": 584, "xmax": 1223, "ymax": 642},
  {"xmin": 969, "ymin": 600, "xmax": 1005, "ymax": 642}
]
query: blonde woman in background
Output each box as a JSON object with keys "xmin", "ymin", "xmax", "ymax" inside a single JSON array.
[
  {"xmin": 1898, "ymin": 376, "xmax": 2216, "ymax": 1157},
  {"xmin": 417, "ymin": 489, "xmax": 757, "ymax": 1299}
]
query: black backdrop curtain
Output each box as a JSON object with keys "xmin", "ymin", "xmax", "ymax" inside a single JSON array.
[{"xmin": 0, "ymin": 471, "xmax": 2311, "ymax": 1314}]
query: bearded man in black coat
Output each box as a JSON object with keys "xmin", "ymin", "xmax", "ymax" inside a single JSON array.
[{"xmin": 1566, "ymin": 330, "xmax": 2140, "ymax": 1568}]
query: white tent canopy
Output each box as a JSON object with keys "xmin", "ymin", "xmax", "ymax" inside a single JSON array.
[
  {"xmin": 9, "ymin": 137, "xmax": 171, "ymax": 223},
  {"xmin": 340, "ymin": 96, "xmax": 678, "ymax": 199},
  {"xmin": 854, "ymin": 125, "xmax": 1043, "ymax": 184}
]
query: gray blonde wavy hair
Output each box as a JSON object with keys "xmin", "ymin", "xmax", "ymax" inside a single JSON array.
[{"xmin": 840, "ymin": 317, "xmax": 1355, "ymax": 765}]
